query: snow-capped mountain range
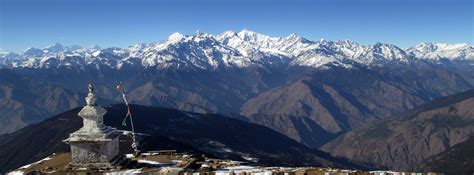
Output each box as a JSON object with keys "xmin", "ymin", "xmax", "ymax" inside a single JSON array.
[{"xmin": 1, "ymin": 30, "xmax": 472, "ymax": 69}]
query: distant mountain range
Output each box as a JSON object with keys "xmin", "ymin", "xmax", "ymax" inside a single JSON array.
[{"xmin": 1, "ymin": 30, "xmax": 472, "ymax": 69}]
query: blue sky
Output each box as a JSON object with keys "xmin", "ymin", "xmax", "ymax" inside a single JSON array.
[{"xmin": 0, "ymin": 0, "xmax": 472, "ymax": 52}]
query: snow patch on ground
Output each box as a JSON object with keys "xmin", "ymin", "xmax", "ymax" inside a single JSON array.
[
  {"xmin": 241, "ymin": 155, "xmax": 259, "ymax": 162},
  {"xmin": 125, "ymin": 154, "xmax": 134, "ymax": 158},
  {"xmin": 106, "ymin": 169, "xmax": 142, "ymax": 174},
  {"xmin": 137, "ymin": 159, "xmax": 167, "ymax": 166},
  {"xmin": 14, "ymin": 156, "xmax": 52, "ymax": 170},
  {"xmin": 7, "ymin": 171, "xmax": 24, "ymax": 175}
]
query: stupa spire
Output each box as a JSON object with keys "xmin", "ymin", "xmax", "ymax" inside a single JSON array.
[{"xmin": 85, "ymin": 83, "xmax": 97, "ymax": 106}]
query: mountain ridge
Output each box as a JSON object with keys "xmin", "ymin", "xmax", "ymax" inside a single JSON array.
[
  {"xmin": 416, "ymin": 136, "xmax": 474, "ymax": 174},
  {"xmin": 1, "ymin": 30, "xmax": 472, "ymax": 70},
  {"xmin": 0, "ymin": 104, "xmax": 365, "ymax": 172},
  {"xmin": 321, "ymin": 89, "xmax": 474, "ymax": 171}
]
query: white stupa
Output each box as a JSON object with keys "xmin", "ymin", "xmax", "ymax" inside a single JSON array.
[{"xmin": 63, "ymin": 83, "xmax": 121, "ymax": 170}]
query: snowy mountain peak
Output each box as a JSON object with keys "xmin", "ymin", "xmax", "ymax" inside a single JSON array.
[
  {"xmin": 88, "ymin": 44, "xmax": 101, "ymax": 50},
  {"xmin": 407, "ymin": 42, "xmax": 473, "ymax": 60},
  {"xmin": 217, "ymin": 31, "xmax": 238, "ymax": 41},
  {"xmin": 221, "ymin": 30, "xmax": 238, "ymax": 36},
  {"xmin": 238, "ymin": 29, "xmax": 259, "ymax": 37},
  {"xmin": 372, "ymin": 42, "xmax": 403, "ymax": 50},
  {"xmin": 44, "ymin": 43, "xmax": 65, "ymax": 53},
  {"xmin": 285, "ymin": 33, "xmax": 309, "ymax": 43},
  {"xmin": 361, "ymin": 42, "xmax": 410, "ymax": 63},
  {"xmin": 0, "ymin": 52, "xmax": 21, "ymax": 64},
  {"xmin": 288, "ymin": 33, "xmax": 298, "ymax": 37},
  {"xmin": 413, "ymin": 42, "xmax": 471, "ymax": 52},
  {"xmin": 194, "ymin": 30, "xmax": 213, "ymax": 38},
  {"xmin": 237, "ymin": 30, "xmax": 273, "ymax": 43},
  {"xmin": 413, "ymin": 42, "xmax": 437, "ymax": 52},
  {"xmin": 23, "ymin": 47, "xmax": 44, "ymax": 57},
  {"xmin": 167, "ymin": 32, "xmax": 185, "ymax": 43}
]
